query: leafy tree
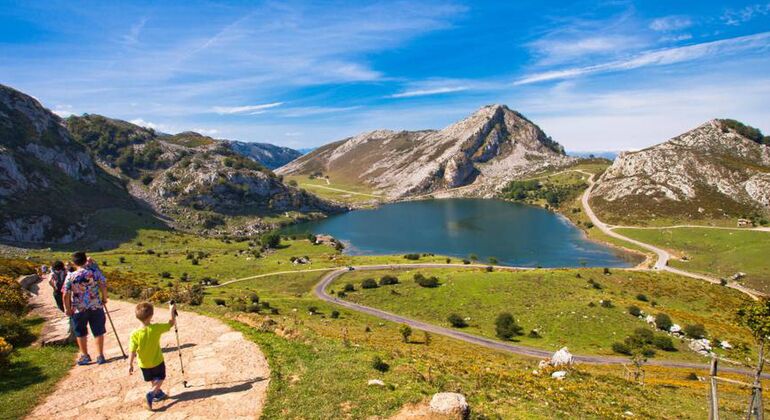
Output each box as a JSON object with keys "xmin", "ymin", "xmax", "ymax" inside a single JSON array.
[
  {"xmin": 371, "ymin": 355, "xmax": 389, "ymax": 372},
  {"xmin": 652, "ymin": 335, "xmax": 676, "ymax": 351},
  {"xmin": 399, "ymin": 324, "xmax": 412, "ymax": 343},
  {"xmin": 261, "ymin": 232, "xmax": 281, "ymax": 249},
  {"xmin": 494, "ymin": 312, "xmax": 523, "ymax": 340},
  {"xmin": 379, "ymin": 275, "xmax": 399, "ymax": 286}
]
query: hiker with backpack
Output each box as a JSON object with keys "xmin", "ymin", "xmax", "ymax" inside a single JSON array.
[{"xmin": 48, "ymin": 260, "xmax": 67, "ymax": 312}]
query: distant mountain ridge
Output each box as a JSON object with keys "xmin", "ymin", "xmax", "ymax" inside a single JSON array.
[
  {"xmin": 225, "ymin": 140, "xmax": 301, "ymax": 169},
  {"xmin": 277, "ymin": 104, "xmax": 573, "ymax": 198},
  {"xmin": 591, "ymin": 119, "xmax": 770, "ymax": 223}
]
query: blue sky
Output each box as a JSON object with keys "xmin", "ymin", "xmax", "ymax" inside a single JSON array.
[{"xmin": 1, "ymin": 1, "xmax": 769, "ymax": 151}]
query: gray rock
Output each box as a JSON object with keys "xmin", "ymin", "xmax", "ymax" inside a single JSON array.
[{"xmin": 429, "ymin": 392, "xmax": 469, "ymax": 418}]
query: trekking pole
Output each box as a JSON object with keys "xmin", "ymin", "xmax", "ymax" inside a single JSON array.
[
  {"xmin": 103, "ymin": 303, "xmax": 127, "ymax": 359},
  {"xmin": 169, "ymin": 300, "xmax": 189, "ymax": 388}
]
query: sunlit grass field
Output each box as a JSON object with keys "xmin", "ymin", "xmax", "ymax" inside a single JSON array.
[
  {"xmin": 616, "ymin": 227, "xmax": 770, "ymax": 293},
  {"xmin": 328, "ymin": 267, "xmax": 754, "ymax": 361}
]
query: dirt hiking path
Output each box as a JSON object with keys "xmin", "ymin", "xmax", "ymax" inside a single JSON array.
[{"xmin": 28, "ymin": 297, "xmax": 269, "ymax": 419}]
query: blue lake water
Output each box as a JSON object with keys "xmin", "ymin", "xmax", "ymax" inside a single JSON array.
[{"xmin": 283, "ymin": 199, "xmax": 635, "ymax": 268}]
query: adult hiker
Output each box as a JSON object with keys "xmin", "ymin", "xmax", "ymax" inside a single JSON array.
[
  {"xmin": 48, "ymin": 260, "xmax": 67, "ymax": 312},
  {"xmin": 63, "ymin": 251, "xmax": 109, "ymax": 365}
]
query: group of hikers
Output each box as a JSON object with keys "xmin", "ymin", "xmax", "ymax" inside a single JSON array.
[{"xmin": 41, "ymin": 251, "xmax": 178, "ymax": 410}]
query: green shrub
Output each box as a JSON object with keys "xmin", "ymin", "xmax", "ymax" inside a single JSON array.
[
  {"xmin": 0, "ymin": 314, "xmax": 33, "ymax": 347},
  {"xmin": 403, "ymin": 253, "xmax": 420, "ymax": 260},
  {"xmin": 448, "ymin": 313, "xmax": 467, "ymax": 328},
  {"xmin": 600, "ymin": 300, "xmax": 613, "ymax": 308},
  {"xmin": 308, "ymin": 306, "xmax": 318, "ymax": 314},
  {"xmin": 261, "ymin": 232, "xmax": 281, "ymax": 249},
  {"xmin": 379, "ymin": 275, "xmax": 399, "ymax": 286},
  {"xmin": 0, "ymin": 276, "xmax": 28, "ymax": 316},
  {"xmin": 416, "ymin": 276, "xmax": 439, "ymax": 288},
  {"xmin": 652, "ymin": 335, "xmax": 676, "ymax": 351},
  {"xmin": 488, "ymin": 257, "xmax": 498, "ymax": 264},
  {"xmin": 361, "ymin": 278, "xmax": 379, "ymax": 289},
  {"xmin": 160, "ymin": 271, "xmax": 171, "ymax": 279},
  {"xmin": 655, "ymin": 313, "xmax": 673, "ymax": 331},
  {"xmin": 632, "ymin": 328, "xmax": 654, "ymax": 344},
  {"xmin": 248, "ymin": 293, "xmax": 260, "ymax": 304},
  {"xmin": 213, "ymin": 298, "xmax": 226, "ymax": 306},
  {"xmin": 612, "ymin": 342, "xmax": 631, "ymax": 355},
  {"xmin": 343, "ymin": 283, "xmax": 355, "ymax": 292},
  {"xmin": 636, "ymin": 294, "xmax": 649, "ymax": 302},
  {"xmin": 686, "ymin": 372, "xmax": 699, "ymax": 380},
  {"xmin": 628, "ymin": 305, "xmax": 642, "ymax": 317},
  {"xmin": 495, "ymin": 312, "xmax": 523, "ymax": 340},
  {"xmin": 528, "ymin": 329, "xmax": 542, "ymax": 338},
  {"xmin": 331, "ymin": 310, "xmax": 340, "ymax": 319},
  {"xmin": 371, "ymin": 355, "xmax": 389, "ymax": 372},
  {"xmin": 400, "ymin": 324, "xmax": 412, "ymax": 343},
  {"xmin": 0, "ymin": 337, "xmax": 12, "ymax": 371},
  {"xmin": 684, "ymin": 323, "xmax": 707, "ymax": 339}
]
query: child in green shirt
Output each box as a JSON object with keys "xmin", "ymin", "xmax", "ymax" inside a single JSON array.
[{"xmin": 128, "ymin": 302, "xmax": 176, "ymax": 410}]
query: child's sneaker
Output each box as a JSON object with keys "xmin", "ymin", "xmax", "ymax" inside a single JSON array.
[
  {"xmin": 145, "ymin": 391, "xmax": 154, "ymax": 410},
  {"xmin": 153, "ymin": 390, "xmax": 167, "ymax": 401},
  {"xmin": 96, "ymin": 355, "xmax": 107, "ymax": 365},
  {"xmin": 76, "ymin": 354, "xmax": 91, "ymax": 366}
]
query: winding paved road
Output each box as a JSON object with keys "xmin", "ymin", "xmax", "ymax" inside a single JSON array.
[
  {"xmin": 313, "ymin": 264, "xmax": 762, "ymax": 375},
  {"xmin": 577, "ymin": 169, "xmax": 763, "ymax": 300}
]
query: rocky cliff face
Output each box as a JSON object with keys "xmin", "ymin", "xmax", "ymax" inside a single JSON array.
[
  {"xmin": 225, "ymin": 140, "xmax": 301, "ymax": 169},
  {"xmin": 277, "ymin": 105, "xmax": 573, "ymax": 198},
  {"xmin": 0, "ymin": 84, "xmax": 133, "ymax": 243},
  {"xmin": 591, "ymin": 119, "xmax": 770, "ymax": 222}
]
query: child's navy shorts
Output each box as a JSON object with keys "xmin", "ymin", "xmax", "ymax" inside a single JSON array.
[
  {"xmin": 70, "ymin": 308, "xmax": 106, "ymax": 338},
  {"xmin": 141, "ymin": 362, "xmax": 166, "ymax": 382}
]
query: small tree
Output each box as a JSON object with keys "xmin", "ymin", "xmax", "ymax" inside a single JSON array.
[
  {"xmin": 343, "ymin": 283, "xmax": 355, "ymax": 292},
  {"xmin": 655, "ymin": 313, "xmax": 673, "ymax": 331},
  {"xmin": 400, "ymin": 324, "xmax": 412, "ymax": 343},
  {"xmin": 448, "ymin": 313, "xmax": 467, "ymax": 328},
  {"xmin": 495, "ymin": 312, "xmax": 523, "ymax": 340},
  {"xmin": 628, "ymin": 305, "xmax": 642, "ymax": 317},
  {"xmin": 683, "ymin": 323, "xmax": 707, "ymax": 339},
  {"xmin": 261, "ymin": 232, "xmax": 281, "ymax": 249},
  {"xmin": 737, "ymin": 299, "xmax": 770, "ymax": 415}
]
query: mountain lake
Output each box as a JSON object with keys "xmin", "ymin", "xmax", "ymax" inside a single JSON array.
[{"xmin": 282, "ymin": 199, "xmax": 638, "ymax": 268}]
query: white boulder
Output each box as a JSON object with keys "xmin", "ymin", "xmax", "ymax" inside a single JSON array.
[
  {"xmin": 551, "ymin": 370, "xmax": 568, "ymax": 380},
  {"xmin": 720, "ymin": 341, "xmax": 733, "ymax": 349},
  {"xmin": 429, "ymin": 392, "xmax": 469, "ymax": 417},
  {"xmin": 367, "ymin": 379, "xmax": 385, "ymax": 387},
  {"xmin": 670, "ymin": 324, "xmax": 682, "ymax": 334},
  {"xmin": 645, "ymin": 315, "xmax": 655, "ymax": 325},
  {"xmin": 689, "ymin": 339, "xmax": 712, "ymax": 355},
  {"xmin": 551, "ymin": 347, "xmax": 573, "ymax": 367}
]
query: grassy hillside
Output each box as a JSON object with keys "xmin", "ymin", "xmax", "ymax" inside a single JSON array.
[
  {"xmin": 328, "ymin": 267, "xmax": 754, "ymax": 361},
  {"xmin": 14, "ymin": 228, "xmax": 770, "ymax": 418},
  {"xmin": 616, "ymin": 227, "xmax": 770, "ymax": 293}
]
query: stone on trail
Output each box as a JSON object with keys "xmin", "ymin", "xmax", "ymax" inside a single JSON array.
[
  {"xmin": 17, "ymin": 274, "xmax": 39, "ymax": 290},
  {"xmin": 551, "ymin": 347, "xmax": 573, "ymax": 367},
  {"xmin": 429, "ymin": 392, "xmax": 469, "ymax": 418}
]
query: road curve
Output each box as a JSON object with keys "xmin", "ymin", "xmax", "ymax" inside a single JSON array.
[
  {"xmin": 313, "ymin": 264, "xmax": 762, "ymax": 375},
  {"xmin": 577, "ymin": 170, "xmax": 763, "ymax": 300}
]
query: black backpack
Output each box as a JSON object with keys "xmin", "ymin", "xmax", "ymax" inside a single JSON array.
[{"xmin": 52, "ymin": 270, "xmax": 67, "ymax": 293}]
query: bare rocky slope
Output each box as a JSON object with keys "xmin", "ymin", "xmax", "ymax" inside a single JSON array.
[
  {"xmin": 225, "ymin": 140, "xmax": 301, "ymax": 169},
  {"xmin": 591, "ymin": 119, "xmax": 770, "ymax": 223},
  {"xmin": 0, "ymin": 85, "xmax": 136, "ymax": 243},
  {"xmin": 277, "ymin": 105, "xmax": 574, "ymax": 198}
]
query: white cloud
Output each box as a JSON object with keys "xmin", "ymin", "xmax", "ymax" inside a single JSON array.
[
  {"xmin": 51, "ymin": 104, "xmax": 76, "ymax": 117},
  {"xmin": 192, "ymin": 127, "xmax": 219, "ymax": 136},
  {"xmin": 514, "ymin": 31, "xmax": 770, "ymax": 85},
  {"xmin": 722, "ymin": 3, "xmax": 770, "ymax": 26},
  {"xmin": 129, "ymin": 118, "xmax": 161, "ymax": 130},
  {"xmin": 649, "ymin": 16, "xmax": 692, "ymax": 32},
  {"xmin": 529, "ymin": 35, "xmax": 643, "ymax": 65},
  {"xmin": 281, "ymin": 106, "xmax": 361, "ymax": 118},
  {"xmin": 390, "ymin": 86, "xmax": 469, "ymax": 98},
  {"xmin": 212, "ymin": 102, "xmax": 283, "ymax": 115},
  {"xmin": 122, "ymin": 17, "xmax": 148, "ymax": 45}
]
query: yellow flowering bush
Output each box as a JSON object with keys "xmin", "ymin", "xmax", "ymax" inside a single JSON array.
[
  {"xmin": 0, "ymin": 275, "xmax": 28, "ymax": 315},
  {"xmin": 0, "ymin": 336, "xmax": 13, "ymax": 371}
]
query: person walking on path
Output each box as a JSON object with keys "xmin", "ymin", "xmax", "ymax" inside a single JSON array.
[
  {"xmin": 63, "ymin": 251, "xmax": 109, "ymax": 365},
  {"xmin": 48, "ymin": 260, "xmax": 67, "ymax": 312},
  {"xmin": 128, "ymin": 301, "xmax": 177, "ymax": 411}
]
